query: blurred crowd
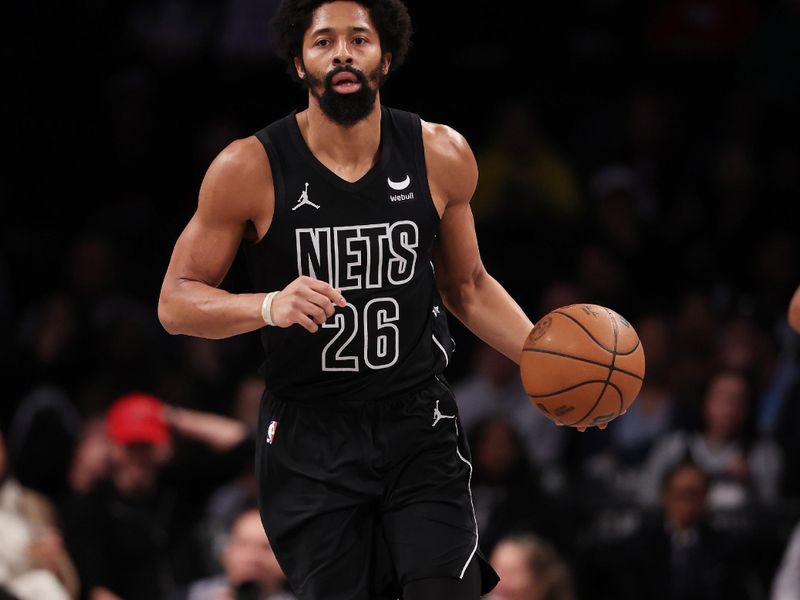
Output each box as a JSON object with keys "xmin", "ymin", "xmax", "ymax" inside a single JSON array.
[{"xmin": 6, "ymin": 0, "xmax": 800, "ymax": 598}]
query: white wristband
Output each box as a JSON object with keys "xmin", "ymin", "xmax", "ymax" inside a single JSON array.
[{"xmin": 261, "ymin": 292, "xmax": 278, "ymax": 326}]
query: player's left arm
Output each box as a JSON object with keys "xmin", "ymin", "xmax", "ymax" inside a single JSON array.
[{"xmin": 424, "ymin": 121, "xmax": 534, "ymax": 364}]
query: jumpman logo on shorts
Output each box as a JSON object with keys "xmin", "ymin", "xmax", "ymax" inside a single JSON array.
[
  {"xmin": 432, "ymin": 399, "xmax": 456, "ymax": 427},
  {"xmin": 292, "ymin": 182, "xmax": 320, "ymax": 211}
]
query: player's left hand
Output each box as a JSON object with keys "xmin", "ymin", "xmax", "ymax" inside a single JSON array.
[{"xmin": 576, "ymin": 423, "xmax": 608, "ymax": 432}]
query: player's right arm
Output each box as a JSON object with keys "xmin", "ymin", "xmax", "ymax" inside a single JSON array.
[{"xmin": 158, "ymin": 137, "xmax": 345, "ymax": 339}]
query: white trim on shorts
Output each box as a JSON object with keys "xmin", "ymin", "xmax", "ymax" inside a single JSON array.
[
  {"xmin": 432, "ymin": 334, "xmax": 449, "ymax": 367},
  {"xmin": 453, "ymin": 419, "xmax": 478, "ymax": 578}
]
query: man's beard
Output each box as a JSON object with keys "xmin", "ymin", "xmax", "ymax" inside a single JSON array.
[{"xmin": 306, "ymin": 64, "xmax": 384, "ymax": 127}]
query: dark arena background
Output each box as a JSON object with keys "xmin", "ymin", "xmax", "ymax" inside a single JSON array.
[{"xmin": 5, "ymin": 1, "xmax": 800, "ymax": 599}]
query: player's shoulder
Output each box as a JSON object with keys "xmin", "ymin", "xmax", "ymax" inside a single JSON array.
[
  {"xmin": 420, "ymin": 119, "xmax": 478, "ymax": 204},
  {"xmin": 198, "ymin": 135, "xmax": 273, "ymax": 218},
  {"xmin": 207, "ymin": 135, "xmax": 272, "ymax": 182},
  {"xmin": 420, "ymin": 120, "xmax": 475, "ymax": 166}
]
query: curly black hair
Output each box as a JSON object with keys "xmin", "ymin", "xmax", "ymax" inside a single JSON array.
[{"xmin": 271, "ymin": 0, "xmax": 413, "ymax": 83}]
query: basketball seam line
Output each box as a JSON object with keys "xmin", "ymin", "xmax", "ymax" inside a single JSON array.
[
  {"xmin": 551, "ymin": 310, "xmax": 641, "ymax": 355},
  {"xmin": 565, "ymin": 308, "xmax": 619, "ymax": 426},
  {"xmin": 521, "ymin": 348, "xmax": 644, "ymax": 381},
  {"xmin": 526, "ymin": 379, "xmax": 624, "ymax": 398},
  {"xmin": 606, "ymin": 307, "xmax": 625, "ymax": 418}
]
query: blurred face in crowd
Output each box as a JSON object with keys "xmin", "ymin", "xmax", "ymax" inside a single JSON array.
[
  {"xmin": 475, "ymin": 419, "xmax": 521, "ymax": 481},
  {"xmin": 490, "ymin": 540, "xmax": 544, "ymax": 600},
  {"xmin": 109, "ymin": 441, "xmax": 170, "ymax": 496},
  {"xmin": 296, "ymin": 1, "xmax": 390, "ymax": 126},
  {"xmin": 717, "ymin": 318, "xmax": 767, "ymax": 372},
  {"xmin": 223, "ymin": 509, "xmax": 285, "ymax": 590},
  {"xmin": 473, "ymin": 342, "xmax": 518, "ymax": 387},
  {"xmin": 663, "ymin": 464, "xmax": 708, "ymax": 532},
  {"xmin": 703, "ymin": 372, "xmax": 748, "ymax": 440}
]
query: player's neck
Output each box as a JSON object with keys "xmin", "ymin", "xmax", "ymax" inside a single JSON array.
[{"xmin": 300, "ymin": 97, "xmax": 382, "ymax": 171}]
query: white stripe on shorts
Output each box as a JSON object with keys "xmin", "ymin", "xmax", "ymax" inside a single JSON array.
[
  {"xmin": 453, "ymin": 419, "xmax": 478, "ymax": 578},
  {"xmin": 432, "ymin": 334, "xmax": 449, "ymax": 367}
]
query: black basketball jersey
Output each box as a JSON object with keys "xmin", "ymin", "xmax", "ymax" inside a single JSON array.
[{"xmin": 243, "ymin": 106, "xmax": 454, "ymax": 402}]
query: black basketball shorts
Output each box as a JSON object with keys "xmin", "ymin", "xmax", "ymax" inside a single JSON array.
[{"xmin": 255, "ymin": 375, "xmax": 499, "ymax": 600}]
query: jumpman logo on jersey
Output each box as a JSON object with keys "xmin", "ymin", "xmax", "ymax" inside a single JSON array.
[
  {"xmin": 432, "ymin": 399, "xmax": 456, "ymax": 427},
  {"xmin": 292, "ymin": 182, "xmax": 320, "ymax": 211}
]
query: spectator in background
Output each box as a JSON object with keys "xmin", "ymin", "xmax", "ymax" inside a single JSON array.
[
  {"xmin": 0, "ymin": 428, "xmax": 80, "ymax": 600},
  {"xmin": 64, "ymin": 393, "xmax": 175, "ymax": 600},
  {"xmin": 454, "ymin": 341, "xmax": 566, "ymax": 477},
  {"xmin": 15, "ymin": 294, "xmax": 82, "ymax": 394},
  {"xmin": 574, "ymin": 245, "xmax": 633, "ymax": 318},
  {"xmin": 585, "ymin": 165, "xmax": 653, "ymax": 273},
  {"xmin": 469, "ymin": 416, "xmax": 569, "ymax": 557},
  {"xmin": 181, "ymin": 507, "xmax": 294, "ymax": 600},
  {"xmin": 578, "ymin": 313, "xmax": 678, "ymax": 504},
  {"xmin": 488, "ymin": 533, "xmax": 575, "ymax": 600},
  {"xmin": 66, "ymin": 417, "xmax": 110, "ymax": 497},
  {"xmin": 471, "ymin": 103, "xmax": 583, "ymax": 226},
  {"xmin": 4, "ymin": 386, "xmax": 81, "ymax": 504},
  {"xmin": 468, "ymin": 103, "xmax": 583, "ymax": 296},
  {"xmin": 606, "ymin": 313, "xmax": 677, "ymax": 466},
  {"xmin": 670, "ymin": 291, "xmax": 719, "ymax": 413},
  {"xmin": 157, "ymin": 336, "xmax": 230, "ymax": 413},
  {"xmin": 716, "ymin": 315, "xmax": 777, "ymax": 393},
  {"xmin": 163, "ymin": 402, "xmax": 254, "ymax": 574},
  {"xmin": 621, "ymin": 461, "xmax": 756, "ymax": 600},
  {"xmin": 64, "ymin": 390, "xmax": 257, "ymax": 599},
  {"xmin": 638, "ymin": 370, "xmax": 783, "ymax": 533},
  {"xmin": 193, "ymin": 376, "xmax": 262, "ymax": 568}
]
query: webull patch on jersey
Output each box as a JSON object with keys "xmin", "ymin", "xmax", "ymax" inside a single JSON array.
[{"xmin": 389, "ymin": 192, "xmax": 415, "ymax": 203}]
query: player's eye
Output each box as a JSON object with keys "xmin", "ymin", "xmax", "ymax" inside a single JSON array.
[
  {"xmin": 315, "ymin": 39, "xmax": 330, "ymax": 47},
  {"xmin": 353, "ymin": 37, "xmax": 367, "ymax": 45}
]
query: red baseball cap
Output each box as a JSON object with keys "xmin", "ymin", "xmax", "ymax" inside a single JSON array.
[{"xmin": 106, "ymin": 393, "xmax": 170, "ymax": 446}]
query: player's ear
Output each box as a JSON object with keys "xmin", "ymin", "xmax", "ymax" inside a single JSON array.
[
  {"xmin": 382, "ymin": 53, "xmax": 392, "ymax": 76},
  {"xmin": 294, "ymin": 56, "xmax": 306, "ymax": 80}
]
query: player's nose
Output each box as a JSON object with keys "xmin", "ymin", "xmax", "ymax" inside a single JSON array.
[
  {"xmin": 332, "ymin": 55, "xmax": 354, "ymax": 66},
  {"xmin": 332, "ymin": 40, "xmax": 354, "ymax": 65}
]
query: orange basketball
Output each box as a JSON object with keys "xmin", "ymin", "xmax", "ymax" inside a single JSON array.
[{"xmin": 520, "ymin": 304, "xmax": 645, "ymax": 429}]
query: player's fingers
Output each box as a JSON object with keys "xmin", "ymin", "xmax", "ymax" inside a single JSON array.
[
  {"xmin": 305, "ymin": 290, "xmax": 337, "ymax": 318},
  {"xmin": 296, "ymin": 313, "xmax": 319, "ymax": 333},
  {"xmin": 307, "ymin": 279, "xmax": 346, "ymax": 306},
  {"xmin": 598, "ymin": 423, "xmax": 608, "ymax": 430},
  {"xmin": 303, "ymin": 302, "xmax": 328, "ymax": 325},
  {"xmin": 576, "ymin": 425, "xmax": 587, "ymax": 432}
]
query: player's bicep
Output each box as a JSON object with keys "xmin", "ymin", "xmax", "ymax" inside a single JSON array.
[
  {"xmin": 433, "ymin": 201, "xmax": 485, "ymax": 294},
  {"xmin": 424, "ymin": 120, "xmax": 484, "ymax": 288},
  {"xmin": 163, "ymin": 137, "xmax": 271, "ymax": 290},
  {"xmin": 164, "ymin": 211, "xmax": 245, "ymax": 288}
]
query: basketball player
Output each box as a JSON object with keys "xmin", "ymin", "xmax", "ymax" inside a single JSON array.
[{"xmin": 158, "ymin": 1, "xmax": 536, "ymax": 598}]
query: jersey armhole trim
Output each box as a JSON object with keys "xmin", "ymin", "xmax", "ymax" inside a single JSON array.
[
  {"xmin": 410, "ymin": 114, "xmax": 442, "ymax": 224},
  {"xmin": 252, "ymin": 127, "xmax": 286, "ymax": 247}
]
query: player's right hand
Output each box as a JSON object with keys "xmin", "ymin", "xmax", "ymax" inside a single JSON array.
[{"xmin": 270, "ymin": 276, "xmax": 347, "ymax": 333}]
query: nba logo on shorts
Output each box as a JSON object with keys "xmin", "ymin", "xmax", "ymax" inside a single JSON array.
[{"xmin": 267, "ymin": 420, "xmax": 278, "ymax": 445}]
